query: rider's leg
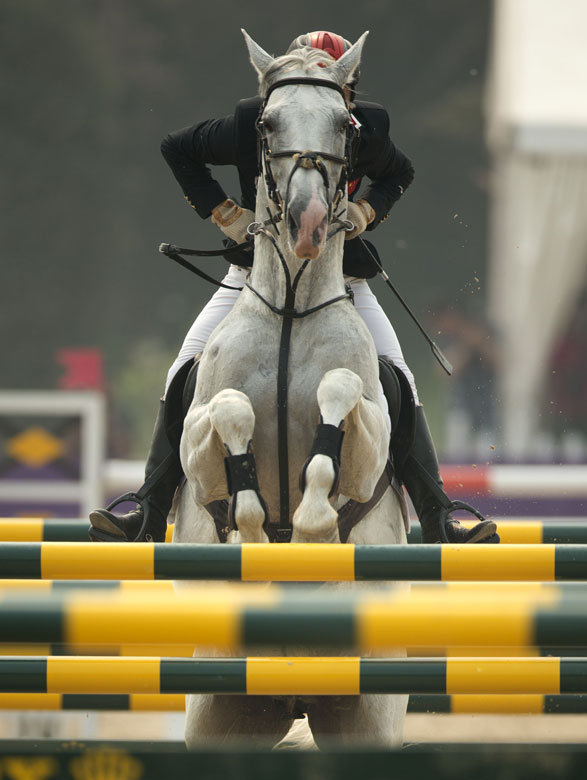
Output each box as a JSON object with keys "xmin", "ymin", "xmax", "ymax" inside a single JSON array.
[
  {"xmin": 89, "ymin": 266, "xmax": 247, "ymax": 542},
  {"xmin": 346, "ymin": 277, "xmax": 420, "ymax": 402},
  {"xmin": 348, "ymin": 278, "xmax": 498, "ymax": 544},
  {"xmin": 164, "ymin": 265, "xmax": 248, "ymax": 394},
  {"xmin": 403, "ymin": 405, "xmax": 496, "ymax": 543},
  {"xmin": 89, "ymin": 398, "xmax": 182, "ymax": 542}
]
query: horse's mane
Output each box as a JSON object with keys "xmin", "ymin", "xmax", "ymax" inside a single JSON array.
[{"xmin": 258, "ymin": 48, "xmax": 338, "ymax": 96}]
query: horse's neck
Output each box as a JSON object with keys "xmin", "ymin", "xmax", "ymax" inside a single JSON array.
[{"xmin": 248, "ymin": 192, "xmax": 347, "ymax": 312}]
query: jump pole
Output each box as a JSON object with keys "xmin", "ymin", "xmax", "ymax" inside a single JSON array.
[
  {"xmin": 1, "ymin": 691, "xmax": 586, "ymax": 714},
  {"xmin": 0, "ymin": 587, "xmax": 586, "ymax": 650},
  {"xmin": 1, "ymin": 542, "xmax": 586, "ymax": 581},
  {"xmin": 0, "ymin": 656, "xmax": 585, "ymax": 695},
  {"xmin": 3, "ymin": 518, "xmax": 587, "ymax": 544}
]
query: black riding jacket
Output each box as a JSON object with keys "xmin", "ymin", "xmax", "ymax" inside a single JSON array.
[{"xmin": 161, "ymin": 97, "xmax": 414, "ymax": 278}]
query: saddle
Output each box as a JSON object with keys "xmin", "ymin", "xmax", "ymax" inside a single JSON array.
[{"xmin": 163, "ymin": 355, "xmax": 415, "ymax": 543}]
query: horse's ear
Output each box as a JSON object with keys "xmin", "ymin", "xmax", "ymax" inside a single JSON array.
[
  {"xmin": 242, "ymin": 29, "xmax": 275, "ymax": 79},
  {"xmin": 329, "ymin": 31, "xmax": 369, "ymax": 88}
]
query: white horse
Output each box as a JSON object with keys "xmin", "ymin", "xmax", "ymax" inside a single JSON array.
[{"xmin": 173, "ymin": 30, "xmax": 409, "ymax": 749}]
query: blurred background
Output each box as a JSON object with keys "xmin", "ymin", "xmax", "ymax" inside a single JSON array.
[{"xmin": 1, "ymin": 0, "xmax": 586, "ymax": 517}]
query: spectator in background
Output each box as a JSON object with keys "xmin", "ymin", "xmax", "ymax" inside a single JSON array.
[
  {"xmin": 431, "ymin": 304, "xmax": 500, "ymax": 459},
  {"xmin": 547, "ymin": 293, "xmax": 587, "ymax": 457}
]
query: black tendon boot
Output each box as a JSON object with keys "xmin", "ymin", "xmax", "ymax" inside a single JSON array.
[
  {"xmin": 89, "ymin": 400, "xmax": 183, "ymax": 542},
  {"xmin": 402, "ymin": 407, "xmax": 499, "ymax": 544}
]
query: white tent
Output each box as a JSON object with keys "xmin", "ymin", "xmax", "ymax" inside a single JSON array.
[{"xmin": 486, "ymin": 0, "xmax": 587, "ymax": 458}]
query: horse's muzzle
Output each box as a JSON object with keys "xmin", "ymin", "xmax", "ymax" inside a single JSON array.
[{"xmin": 287, "ymin": 193, "xmax": 328, "ymax": 260}]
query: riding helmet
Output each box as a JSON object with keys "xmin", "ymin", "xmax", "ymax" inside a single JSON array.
[{"xmin": 286, "ymin": 31, "xmax": 360, "ymax": 92}]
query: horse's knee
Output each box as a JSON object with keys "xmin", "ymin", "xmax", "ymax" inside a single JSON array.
[
  {"xmin": 209, "ymin": 389, "xmax": 254, "ymax": 432},
  {"xmin": 208, "ymin": 389, "xmax": 255, "ymax": 452},
  {"xmin": 317, "ymin": 369, "xmax": 363, "ymax": 426},
  {"xmin": 180, "ymin": 390, "xmax": 257, "ymax": 507}
]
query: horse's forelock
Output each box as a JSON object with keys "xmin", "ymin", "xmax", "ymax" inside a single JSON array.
[{"xmin": 259, "ymin": 48, "xmax": 339, "ymax": 96}]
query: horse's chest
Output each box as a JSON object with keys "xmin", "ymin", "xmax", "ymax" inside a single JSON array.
[
  {"xmin": 201, "ymin": 311, "xmax": 373, "ymax": 412},
  {"xmin": 201, "ymin": 323, "xmax": 281, "ymax": 404}
]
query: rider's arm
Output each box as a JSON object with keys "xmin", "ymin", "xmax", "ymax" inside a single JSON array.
[
  {"xmin": 352, "ymin": 104, "xmax": 415, "ymax": 230},
  {"xmin": 160, "ymin": 114, "xmax": 238, "ymax": 219},
  {"xmin": 362, "ymin": 142, "xmax": 414, "ymax": 230}
]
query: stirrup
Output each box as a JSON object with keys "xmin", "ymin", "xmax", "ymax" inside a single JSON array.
[
  {"xmin": 439, "ymin": 500, "xmax": 496, "ymax": 543},
  {"xmin": 97, "ymin": 491, "xmax": 151, "ymax": 543}
]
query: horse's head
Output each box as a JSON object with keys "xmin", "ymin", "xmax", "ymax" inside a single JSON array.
[{"xmin": 243, "ymin": 29, "xmax": 367, "ymax": 261}]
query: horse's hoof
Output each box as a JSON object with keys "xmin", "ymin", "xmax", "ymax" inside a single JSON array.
[{"xmin": 229, "ymin": 489, "xmax": 269, "ymax": 543}]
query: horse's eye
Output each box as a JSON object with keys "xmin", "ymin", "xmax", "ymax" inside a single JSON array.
[{"xmin": 262, "ymin": 118, "xmax": 275, "ymax": 133}]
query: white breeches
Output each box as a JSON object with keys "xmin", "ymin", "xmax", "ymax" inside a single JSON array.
[{"xmin": 165, "ymin": 265, "xmax": 420, "ymax": 427}]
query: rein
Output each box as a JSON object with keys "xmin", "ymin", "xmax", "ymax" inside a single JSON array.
[
  {"xmin": 159, "ymin": 242, "xmax": 250, "ymax": 289},
  {"xmin": 244, "ymin": 228, "xmax": 352, "ymax": 318}
]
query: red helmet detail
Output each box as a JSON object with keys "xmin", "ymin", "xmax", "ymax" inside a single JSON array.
[
  {"xmin": 307, "ymin": 31, "xmax": 350, "ymax": 61},
  {"xmin": 285, "ymin": 31, "xmax": 359, "ymax": 90},
  {"xmin": 286, "ymin": 31, "xmax": 352, "ymax": 61}
]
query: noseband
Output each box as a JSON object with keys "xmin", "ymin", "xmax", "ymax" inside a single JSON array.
[{"xmin": 255, "ymin": 77, "xmax": 360, "ymax": 224}]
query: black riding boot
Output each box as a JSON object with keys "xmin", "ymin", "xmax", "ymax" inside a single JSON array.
[
  {"xmin": 89, "ymin": 400, "xmax": 183, "ymax": 542},
  {"xmin": 403, "ymin": 407, "xmax": 498, "ymax": 544}
]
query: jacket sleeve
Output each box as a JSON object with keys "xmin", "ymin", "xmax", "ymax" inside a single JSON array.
[
  {"xmin": 160, "ymin": 114, "xmax": 238, "ymax": 219},
  {"xmin": 356, "ymin": 106, "xmax": 415, "ymax": 230}
]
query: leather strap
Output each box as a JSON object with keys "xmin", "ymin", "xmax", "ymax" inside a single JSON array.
[
  {"xmin": 336, "ymin": 464, "xmax": 392, "ymax": 544},
  {"xmin": 264, "ymin": 77, "xmax": 346, "ymax": 101},
  {"xmin": 224, "ymin": 450, "xmax": 261, "ymax": 495}
]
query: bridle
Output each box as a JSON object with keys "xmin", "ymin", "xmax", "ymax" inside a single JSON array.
[
  {"xmin": 246, "ymin": 74, "xmax": 361, "ymax": 318},
  {"xmin": 255, "ymin": 77, "xmax": 360, "ymax": 226}
]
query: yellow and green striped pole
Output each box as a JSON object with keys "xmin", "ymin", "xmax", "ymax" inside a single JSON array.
[
  {"xmin": 0, "ymin": 586, "xmax": 586, "ymax": 650},
  {"xmin": 0, "ymin": 581, "xmax": 583, "ymax": 658},
  {"xmin": 0, "ymin": 690, "xmax": 586, "ymax": 714},
  {"xmin": 406, "ymin": 520, "xmax": 587, "ymax": 545},
  {"xmin": 0, "ymin": 542, "xmax": 586, "ymax": 581},
  {"xmin": 409, "ymin": 693, "xmax": 587, "ymax": 714},
  {"xmin": 0, "ymin": 656, "xmax": 585, "ymax": 695},
  {"xmin": 2, "ymin": 518, "xmax": 587, "ymax": 545}
]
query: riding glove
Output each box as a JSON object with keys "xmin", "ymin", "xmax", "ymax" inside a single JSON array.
[
  {"xmin": 345, "ymin": 199, "xmax": 375, "ymax": 240},
  {"xmin": 211, "ymin": 198, "xmax": 255, "ymax": 245}
]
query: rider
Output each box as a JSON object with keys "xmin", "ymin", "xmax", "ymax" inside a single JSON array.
[{"xmin": 89, "ymin": 31, "xmax": 498, "ymax": 546}]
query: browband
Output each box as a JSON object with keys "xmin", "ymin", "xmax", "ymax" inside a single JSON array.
[{"xmin": 264, "ymin": 77, "xmax": 346, "ymax": 102}]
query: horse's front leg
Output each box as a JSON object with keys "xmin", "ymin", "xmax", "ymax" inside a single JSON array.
[
  {"xmin": 292, "ymin": 368, "xmax": 388, "ymax": 542},
  {"xmin": 181, "ymin": 389, "xmax": 269, "ymax": 543}
]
